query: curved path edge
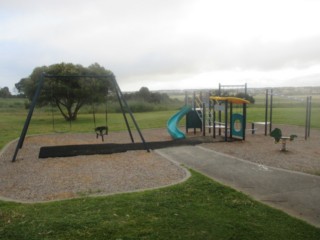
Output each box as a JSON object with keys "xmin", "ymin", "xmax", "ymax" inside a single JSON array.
[{"xmin": 156, "ymin": 145, "xmax": 320, "ymax": 228}]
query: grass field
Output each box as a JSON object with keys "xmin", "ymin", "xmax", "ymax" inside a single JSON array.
[
  {"xmin": 1, "ymin": 171, "xmax": 319, "ymax": 239},
  {"xmin": 1, "ymin": 97, "xmax": 320, "ymax": 238},
  {"xmin": 1, "ymin": 97, "xmax": 319, "ymax": 149}
]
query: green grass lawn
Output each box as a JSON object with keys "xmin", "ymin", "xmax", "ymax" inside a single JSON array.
[
  {"xmin": 247, "ymin": 106, "xmax": 320, "ymax": 128},
  {"xmin": 1, "ymin": 95, "xmax": 319, "ymax": 149},
  {"xmin": 1, "ymin": 171, "xmax": 319, "ymax": 240},
  {"xmin": 0, "ymin": 110, "xmax": 177, "ymax": 149},
  {"xmin": 1, "ymin": 106, "xmax": 319, "ymax": 150}
]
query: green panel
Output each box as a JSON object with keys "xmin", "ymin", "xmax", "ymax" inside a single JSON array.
[
  {"xmin": 186, "ymin": 110, "xmax": 202, "ymax": 129},
  {"xmin": 231, "ymin": 113, "xmax": 244, "ymax": 138}
]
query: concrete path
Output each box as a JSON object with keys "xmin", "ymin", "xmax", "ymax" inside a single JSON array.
[{"xmin": 156, "ymin": 146, "xmax": 320, "ymax": 228}]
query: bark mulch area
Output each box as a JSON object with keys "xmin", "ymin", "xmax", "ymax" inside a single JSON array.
[
  {"xmin": 0, "ymin": 129, "xmax": 189, "ymax": 203},
  {"xmin": 0, "ymin": 126, "xmax": 319, "ymax": 203},
  {"xmin": 196, "ymin": 124, "xmax": 320, "ymax": 176}
]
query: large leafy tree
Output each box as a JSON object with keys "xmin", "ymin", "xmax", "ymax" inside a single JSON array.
[{"xmin": 15, "ymin": 63, "xmax": 115, "ymax": 121}]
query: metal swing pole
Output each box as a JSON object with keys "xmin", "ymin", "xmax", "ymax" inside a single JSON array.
[
  {"xmin": 12, "ymin": 72, "xmax": 46, "ymax": 162},
  {"xmin": 113, "ymin": 84, "xmax": 134, "ymax": 143},
  {"xmin": 112, "ymin": 78, "xmax": 149, "ymax": 152}
]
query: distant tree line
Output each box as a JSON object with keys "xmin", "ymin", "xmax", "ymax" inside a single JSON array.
[
  {"xmin": 0, "ymin": 87, "xmax": 12, "ymax": 98},
  {"xmin": 111, "ymin": 86, "xmax": 182, "ymax": 113},
  {"xmin": 123, "ymin": 87, "xmax": 171, "ymax": 104},
  {"xmin": 234, "ymin": 92, "xmax": 255, "ymax": 104}
]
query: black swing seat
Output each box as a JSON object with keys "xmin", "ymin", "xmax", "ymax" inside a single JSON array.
[{"xmin": 95, "ymin": 126, "xmax": 109, "ymax": 142}]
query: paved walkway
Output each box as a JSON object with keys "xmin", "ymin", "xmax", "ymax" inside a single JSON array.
[{"xmin": 156, "ymin": 146, "xmax": 320, "ymax": 228}]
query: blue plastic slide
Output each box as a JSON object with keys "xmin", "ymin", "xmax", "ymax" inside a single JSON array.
[{"xmin": 167, "ymin": 106, "xmax": 192, "ymax": 139}]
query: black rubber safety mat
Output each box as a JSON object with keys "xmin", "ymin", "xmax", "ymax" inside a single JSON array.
[{"xmin": 38, "ymin": 139, "xmax": 207, "ymax": 158}]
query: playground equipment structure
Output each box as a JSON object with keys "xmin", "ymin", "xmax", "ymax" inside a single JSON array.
[
  {"xmin": 167, "ymin": 83, "xmax": 250, "ymax": 141},
  {"xmin": 264, "ymin": 89, "xmax": 312, "ymax": 140},
  {"xmin": 210, "ymin": 96, "xmax": 249, "ymax": 141},
  {"xmin": 270, "ymin": 128, "xmax": 298, "ymax": 151},
  {"xmin": 12, "ymin": 73, "xmax": 149, "ymax": 162},
  {"xmin": 167, "ymin": 106, "xmax": 192, "ymax": 139},
  {"xmin": 167, "ymin": 83, "xmax": 313, "ymax": 144}
]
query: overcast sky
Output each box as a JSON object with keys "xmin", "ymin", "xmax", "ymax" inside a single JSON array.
[{"xmin": 1, "ymin": 0, "xmax": 320, "ymax": 92}]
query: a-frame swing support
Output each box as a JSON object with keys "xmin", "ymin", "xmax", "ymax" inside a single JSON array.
[{"xmin": 12, "ymin": 72, "xmax": 149, "ymax": 162}]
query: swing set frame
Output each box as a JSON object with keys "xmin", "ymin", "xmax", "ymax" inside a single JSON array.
[{"xmin": 12, "ymin": 72, "xmax": 149, "ymax": 162}]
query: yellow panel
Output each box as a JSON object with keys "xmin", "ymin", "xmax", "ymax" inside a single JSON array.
[{"xmin": 209, "ymin": 96, "xmax": 250, "ymax": 104}]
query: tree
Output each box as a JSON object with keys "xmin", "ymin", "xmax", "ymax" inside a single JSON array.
[
  {"xmin": 15, "ymin": 63, "xmax": 115, "ymax": 121},
  {"xmin": 138, "ymin": 87, "xmax": 151, "ymax": 101},
  {"xmin": 235, "ymin": 92, "xmax": 255, "ymax": 104},
  {"xmin": 0, "ymin": 87, "xmax": 12, "ymax": 98}
]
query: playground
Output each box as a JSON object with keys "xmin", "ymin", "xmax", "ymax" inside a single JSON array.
[
  {"xmin": 0, "ymin": 124, "xmax": 319, "ymax": 203},
  {"xmin": 1, "ymin": 79, "xmax": 320, "ymax": 234}
]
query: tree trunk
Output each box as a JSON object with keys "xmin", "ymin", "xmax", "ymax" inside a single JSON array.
[
  {"xmin": 55, "ymin": 99, "xmax": 84, "ymax": 121},
  {"xmin": 55, "ymin": 100, "xmax": 69, "ymax": 120}
]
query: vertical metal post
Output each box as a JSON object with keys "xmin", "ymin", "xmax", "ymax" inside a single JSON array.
[
  {"xmin": 200, "ymin": 91, "xmax": 203, "ymax": 134},
  {"xmin": 265, "ymin": 89, "xmax": 269, "ymax": 136},
  {"xmin": 202, "ymin": 102, "xmax": 206, "ymax": 136},
  {"xmin": 12, "ymin": 73, "xmax": 46, "ymax": 162},
  {"xmin": 305, "ymin": 96, "xmax": 312, "ymax": 140},
  {"xmin": 269, "ymin": 89, "xmax": 273, "ymax": 134},
  {"xmin": 105, "ymin": 87, "xmax": 109, "ymax": 131},
  {"xmin": 218, "ymin": 84, "xmax": 222, "ymax": 136},
  {"xmin": 193, "ymin": 91, "xmax": 196, "ymax": 134},
  {"xmin": 213, "ymin": 102, "xmax": 216, "ymax": 139},
  {"xmin": 230, "ymin": 102, "xmax": 233, "ymax": 139},
  {"xmin": 305, "ymin": 96, "xmax": 309, "ymax": 140},
  {"xmin": 185, "ymin": 91, "xmax": 188, "ymax": 133},
  {"xmin": 225, "ymin": 100, "xmax": 228, "ymax": 142},
  {"xmin": 208, "ymin": 91, "xmax": 212, "ymax": 134},
  {"xmin": 308, "ymin": 96, "xmax": 312, "ymax": 138},
  {"xmin": 243, "ymin": 103, "xmax": 247, "ymax": 140},
  {"xmin": 218, "ymin": 102, "xmax": 222, "ymax": 136}
]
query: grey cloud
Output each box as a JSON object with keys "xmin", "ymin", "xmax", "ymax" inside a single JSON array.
[{"xmin": 231, "ymin": 36, "xmax": 320, "ymax": 71}]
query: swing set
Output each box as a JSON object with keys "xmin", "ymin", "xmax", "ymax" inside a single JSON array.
[
  {"xmin": 12, "ymin": 73, "xmax": 149, "ymax": 162},
  {"xmin": 49, "ymin": 76, "xmax": 109, "ymax": 141}
]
